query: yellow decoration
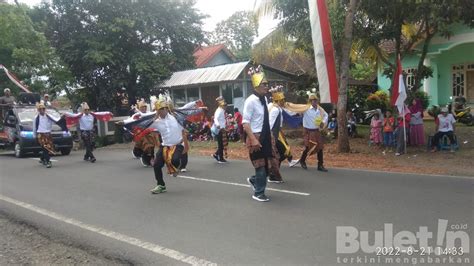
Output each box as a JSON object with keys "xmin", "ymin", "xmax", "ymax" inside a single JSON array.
[
  {"xmin": 251, "ymin": 72, "xmax": 267, "ymax": 88},
  {"xmin": 154, "ymin": 100, "xmax": 168, "ymax": 110},
  {"xmin": 314, "ymin": 116, "xmax": 323, "ymax": 127},
  {"xmin": 272, "ymin": 92, "xmax": 285, "ymax": 102}
]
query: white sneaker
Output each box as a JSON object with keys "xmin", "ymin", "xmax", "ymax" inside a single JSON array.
[
  {"xmin": 289, "ymin": 159, "xmax": 300, "ymax": 167},
  {"xmin": 180, "ymin": 168, "xmax": 187, "ymax": 172},
  {"xmin": 395, "ymin": 152, "xmax": 401, "ymax": 156}
]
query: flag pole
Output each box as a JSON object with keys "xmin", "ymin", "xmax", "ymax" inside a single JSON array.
[{"xmin": 403, "ymin": 106, "xmax": 407, "ymax": 154}]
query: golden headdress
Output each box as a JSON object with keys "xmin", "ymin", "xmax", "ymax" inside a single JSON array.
[
  {"xmin": 36, "ymin": 101, "xmax": 45, "ymax": 109},
  {"xmin": 306, "ymin": 88, "xmax": 319, "ymax": 102},
  {"xmin": 215, "ymin": 96, "xmax": 226, "ymax": 107},
  {"xmin": 270, "ymin": 85, "xmax": 285, "ymax": 102},
  {"xmin": 248, "ymin": 65, "xmax": 268, "ymax": 88}
]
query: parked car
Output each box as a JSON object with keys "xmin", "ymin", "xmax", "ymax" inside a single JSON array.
[{"xmin": 0, "ymin": 104, "xmax": 73, "ymax": 158}]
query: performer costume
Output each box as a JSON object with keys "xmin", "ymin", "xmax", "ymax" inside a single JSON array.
[
  {"xmin": 212, "ymin": 96, "xmax": 228, "ymax": 162},
  {"xmin": 33, "ymin": 102, "xmax": 68, "ymax": 168},
  {"xmin": 243, "ymin": 65, "xmax": 281, "ymax": 201},
  {"xmin": 63, "ymin": 103, "xmax": 113, "ymax": 163}
]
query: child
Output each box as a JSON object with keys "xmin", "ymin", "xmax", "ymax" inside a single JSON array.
[
  {"xmin": 383, "ymin": 110, "xmax": 395, "ymax": 151},
  {"xmin": 370, "ymin": 113, "xmax": 383, "ymax": 146}
]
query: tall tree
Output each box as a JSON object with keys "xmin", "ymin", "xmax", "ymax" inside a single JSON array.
[
  {"xmin": 35, "ymin": 0, "xmax": 205, "ymax": 110},
  {"xmin": 208, "ymin": 11, "xmax": 258, "ymax": 60},
  {"xmin": 0, "ymin": 2, "xmax": 72, "ymax": 96}
]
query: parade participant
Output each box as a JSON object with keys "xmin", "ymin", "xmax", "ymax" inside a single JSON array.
[
  {"xmin": 243, "ymin": 65, "xmax": 280, "ymax": 202},
  {"xmin": 33, "ymin": 102, "xmax": 68, "ymax": 168},
  {"xmin": 212, "ymin": 96, "xmax": 228, "ymax": 163},
  {"xmin": 149, "ymin": 99, "xmax": 189, "ymax": 194},
  {"xmin": 297, "ymin": 93, "xmax": 329, "ymax": 171},
  {"xmin": 131, "ymin": 100, "xmax": 159, "ymax": 166},
  {"xmin": 43, "ymin": 94, "xmax": 52, "ymax": 106},
  {"xmin": 63, "ymin": 103, "xmax": 113, "ymax": 162},
  {"xmin": 0, "ymin": 88, "xmax": 16, "ymax": 105}
]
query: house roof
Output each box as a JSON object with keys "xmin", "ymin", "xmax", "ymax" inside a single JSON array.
[
  {"xmin": 193, "ymin": 44, "xmax": 236, "ymax": 68},
  {"xmin": 160, "ymin": 61, "xmax": 250, "ymax": 88}
]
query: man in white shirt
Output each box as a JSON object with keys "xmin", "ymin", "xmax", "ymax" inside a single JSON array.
[
  {"xmin": 78, "ymin": 102, "xmax": 97, "ymax": 162},
  {"xmin": 299, "ymin": 93, "xmax": 329, "ymax": 172},
  {"xmin": 33, "ymin": 102, "xmax": 57, "ymax": 168},
  {"xmin": 431, "ymin": 107, "xmax": 456, "ymax": 152},
  {"xmin": 243, "ymin": 66, "xmax": 280, "ymax": 202},
  {"xmin": 212, "ymin": 96, "xmax": 228, "ymax": 163},
  {"xmin": 149, "ymin": 99, "xmax": 189, "ymax": 194}
]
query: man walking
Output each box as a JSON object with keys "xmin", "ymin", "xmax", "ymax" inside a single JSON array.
[{"xmin": 213, "ymin": 96, "xmax": 228, "ymax": 163}]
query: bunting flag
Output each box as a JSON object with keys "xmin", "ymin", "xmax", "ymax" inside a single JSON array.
[
  {"xmin": 63, "ymin": 111, "xmax": 114, "ymax": 127},
  {"xmin": 0, "ymin": 64, "xmax": 31, "ymax": 93},
  {"xmin": 308, "ymin": 0, "xmax": 339, "ymax": 103},
  {"xmin": 391, "ymin": 56, "xmax": 407, "ymax": 113}
]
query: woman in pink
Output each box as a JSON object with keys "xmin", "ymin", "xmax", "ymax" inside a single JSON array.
[
  {"xmin": 409, "ymin": 98, "xmax": 425, "ymax": 146},
  {"xmin": 370, "ymin": 113, "xmax": 383, "ymax": 145}
]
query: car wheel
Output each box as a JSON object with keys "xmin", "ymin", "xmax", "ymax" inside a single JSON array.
[
  {"xmin": 61, "ymin": 148, "xmax": 71, "ymax": 155},
  {"xmin": 14, "ymin": 142, "xmax": 25, "ymax": 158}
]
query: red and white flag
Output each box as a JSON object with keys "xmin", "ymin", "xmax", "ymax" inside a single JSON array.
[
  {"xmin": 308, "ymin": 0, "xmax": 339, "ymax": 104},
  {"xmin": 391, "ymin": 56, "xmax": 407, "ymax": 113},
  {"xmin": 0, "ymin": 64, "xmax": 31, "ymax": 93}
]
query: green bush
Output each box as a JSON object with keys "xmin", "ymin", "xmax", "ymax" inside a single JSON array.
[
  {"xmin": 407, "ymin": 90, "xmax": 430, "ymax": 110},
  {"xmin": 366, "ymin": 90, "xmax": 391, "ymax": 112}
]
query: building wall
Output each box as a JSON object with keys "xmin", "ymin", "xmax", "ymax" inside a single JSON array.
[{"xmin": 203, "ymin": 51, "xmax": 233, "ymax": 67}]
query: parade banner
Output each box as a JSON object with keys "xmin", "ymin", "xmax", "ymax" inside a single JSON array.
[{"xmin": 0, "ymin": 64, "xmax": 31, "ymax": 93}]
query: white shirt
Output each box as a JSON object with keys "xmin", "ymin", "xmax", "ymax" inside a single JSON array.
[
  {"xmin": 149, "ymin": 113, "xmax": 183, "ymax": 146},
  {"xmin": 79, "ymin": 113, "xmax": 94, "ymax": 130},
  {"xmin": 302, "ymin": 105, "xmax": 328, "ymax": 129},
  {"xmin": 437, "ymin": 114, "xmax": 456, "ymax": 132},
  {"xmin": 242, "ymin": 94, "xmax": 268, "ymax": 133},
  {"xmin": 36, "ymin": 114, "xmax": 53, "ymax": 133},
  {"xmin": 213, "ymin": 107, "xmax": 226, "ymax": 129},
  {"xmin": 268, "ymin": 103, "xmax": 283, "ymax": 129}
]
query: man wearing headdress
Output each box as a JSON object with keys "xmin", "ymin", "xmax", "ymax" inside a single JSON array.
[
  {"xmin": 243, "ymin": 65, "xmax": 281, "ymax": 202},
  {"xmin": 298, "ymin": 93, "xmax": 329, "ymax": 171},
  {"xmin": 148, "ymin": 99, "xmax": 189, "ymax": 194},
  {"xmin": 131, "ymin": 100, "xmax": 160, "ymax": 166},
  {"xmin": 63, "ymin": 102, "xmax": 113, "ymax": 162},
  {"xmin": 33, "ymin": 102, "xmax": 68, "ymax": 168},
  {"xmin": 212, "ymin": 96, "xmax": 228, "ymax": 163},
  {"xmin": 0, "ymin": 88, "xmax": 16, "ymax": 105}
]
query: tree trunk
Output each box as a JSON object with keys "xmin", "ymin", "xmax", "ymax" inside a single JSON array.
[{"xmin": 336, "ymin": 0, "xmax": 358, "ymax": 153}]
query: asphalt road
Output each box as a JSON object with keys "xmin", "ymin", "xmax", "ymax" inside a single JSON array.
[{"xmin": 0, "ymin": 149, "xmax": 472, "ymax": 265}]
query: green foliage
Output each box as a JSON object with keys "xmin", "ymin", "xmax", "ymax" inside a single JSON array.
[
  {"xmin": 407, "ymin": 90, "xmax": 430, "ymax": 110},
  {"xmin": 366, "ymin": 90, "xmax": 391, "ymax": 112},
  {"xmin": 0, "ymin": 3, "xmax": 72, "ymax": 97},
  {"xmin": 33, "ymin": 0, "xmax": 204, "ymax": 111},
  {"xmin": 350, "ymin": 61, "xmax": 376, "ymax": 81},
  {"xmin": 208, "ymin": 11, "xmax": 258, "ymax": 61},
  {"xmin": 347, "ymin": 85, "xmax": 378, "ymax": 123}
]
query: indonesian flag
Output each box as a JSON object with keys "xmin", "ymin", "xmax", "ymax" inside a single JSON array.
[
  {"xmin": 391, "ymin": 56, "xmax": 407, "ymax": 113},
  {"xmin": 0, "ymin": 64, "xmax": 31, "ymax": 93},
  {"xmin": 308, "ymin": 0, "xmax": 339, "ymax": 104}
]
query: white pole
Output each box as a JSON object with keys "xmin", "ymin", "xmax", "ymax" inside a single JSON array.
[{"xmin": 402, "ymin": 107, "xmax": 407, "ymax": 154}]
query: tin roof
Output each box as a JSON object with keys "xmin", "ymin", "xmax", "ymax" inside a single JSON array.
[{"xmin": 160, "ymin": 61, "xmax": 250, "ymax": 88}]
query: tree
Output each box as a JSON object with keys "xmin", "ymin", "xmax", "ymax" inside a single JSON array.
[
  {"xmin": 208, "ymin": 11, "xmax": 258, "ymax": 60},
  {"xmin": 0, "ymin": 2, "xmax": 72, "ymax": 97},
  {"xmin": 34, "ymin": 0, "xmax": 205, "ymax": 110}
]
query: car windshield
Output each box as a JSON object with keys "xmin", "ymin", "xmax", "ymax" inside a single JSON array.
[{"xmin": 17, "ymin": 108, "xmax": 61, "ymax": 123}]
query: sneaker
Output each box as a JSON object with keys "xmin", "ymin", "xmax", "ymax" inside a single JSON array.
[
  {"xmin": 39, "ymin": 159, "xmax": 45, "ymax": 164},
  {"xmin": 268, "ymin": 178, "xmax": 284, "ymax": 184},
  {"xmin": 317, "ymin": 165, "xmax": 328, "ymax": 172},
  {"xmin": 83, "ymin": 156, "xmax": 90, "ymax": 161},
  {"xmin": 140, "ymin": 157, "xmax": 150, "ymax": 167},
  {"xmin": 90, "ymin": 157, "xmax": 96, "ymax": 163},
  {"xmin": 300, "ymin": 161, "xmax": 308, "ymax": 170},
  {"xmin": 180, "ymin": 168, "xmax": 187, "ymax": 173},
  {"xmin": 252, "ymin": 194, "xmax": 270, "ymax": 202},
  {"xmin": 46, "ymin": 161, "xmax": 52, "ymax": 168},
  {"xmin": 218, "ymin": 159, "xmax": 228, "ymax": 164},
  {"xmin": 132, "ymin": 150, "xmax": 140, "ymax": 159},
  {"xmin": 150, "ymin": 185, "xmax": 167, "ymax": 194},
  {"xmin": 246, "ymin": 177, "xmax": 256, "ymax": 191},
  {"xmin": 289, "ymin": 159, "xmax": 300, "ymax": 168},
  {"xmin": 395, "ymin": 152, "xmax": 401, "ymax": 156},
  {"xmin": 212, "ymin": 154, "xmax": 219, "ymax": 162}
]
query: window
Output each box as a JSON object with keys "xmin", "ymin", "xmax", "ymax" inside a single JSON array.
[
  {"xmin": 222, "ymin": 84, "xmax": 233, "ymax": 106},
  {"xmin": 187, "ymin": 88, "xmax": 200, "ymax": 102},
  {"xmin": 452, "ymin": 72, "xmax": 465, "ymax": 97},
  {"xmin": 233, "ymin": 84, "xmax": 243, "ymax": 98},
  {"xmin": 172, "ymin": 89, "xmax": 186, "ymax": 107}
]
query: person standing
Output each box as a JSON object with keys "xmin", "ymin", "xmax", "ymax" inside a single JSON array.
[
  {"xmin": 43, "ymin": 94, "xmax": 52, "ymax": 106},
  {"xmin": 0, "ymin": 88, "xmax": 16, "ymax": 105},
  {"xmin": 213, "ymin": 96, "xmax": 228, "ymax": 163},
  {"xmin": 149, "ymin": 99, "xmax": 189, "ymax": 194},
  {"xmin": 395, "ymin": 106, "xmax": 411, "ymax": 156},
  {"xmin": 233, "ymin": 107, "xmax": 243, "ymax": 141},
  {"xmin": 370, "ymin": 112, "xmax": 383, "ymax": 146},
  {"xmin": 383, "ymin": 110, "xmax": 395, "ymax": 151},
  {"xmin": 33, "ymin": 102, "xmax": 67, "ymax": 168},
  {"xmin": 243, "ymin": 65, "xmax": 279, "ymax": 202},
  {"xmin": 77, "ymin": 102, "xmax": 97, "ymax": 162},
  {"xmin": 298, "ymin": 93, "xmax": 329, "ymax": 172},
  {"xmin": 409, "ymin": 98, "xmax": 425, "ymax": 146}
]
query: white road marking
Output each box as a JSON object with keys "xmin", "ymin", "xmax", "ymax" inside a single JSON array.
[
  {"xmin": 177, "ymin": 175, "xmax": 310, "ymax": 196},
  {"xmin": 0, "ymin": 194, "xmax": 216, "ymax": 266},
  {"xmin": 29, "ymin": 158, "xmax": 58, "ymax": 162}
]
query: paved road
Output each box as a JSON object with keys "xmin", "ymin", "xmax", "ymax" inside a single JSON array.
[{"xmin": 0, "ymin": 149, "xmax": 472, "ymax": 265}]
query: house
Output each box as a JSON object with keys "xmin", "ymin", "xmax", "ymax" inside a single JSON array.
[
  {"xmin": 158, "ymin": 45, "xmax": 297, "ymax": 114},
  {"xmin": 378, "ymin": 24, "xmax": 474, "ymax": 106}
]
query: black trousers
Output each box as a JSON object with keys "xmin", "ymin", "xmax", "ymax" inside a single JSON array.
[
  {"xmin": 214, "ymin": 130, "xmax": 224, "ymax": 160},
  {"xmin": 82, "ymin": 130, "xmax": 95, "ymax": 159},
  {"xmin": 153, "ymin": 145, "xmax": 184, "ymax": 186},
  {"xmin": 181, "ymin": 152, "xmax": 188, "ymax": 168},
  {"xmin": 300, "ymin": 147, "xmax": 324, "ymax": 166},
  {"xmin": 431, "ymin": 131, "xmax": 455, "ymax": 148},
  {"xmin": 40, "ymin": 146, "xmax": 50, "ymax": 162}
]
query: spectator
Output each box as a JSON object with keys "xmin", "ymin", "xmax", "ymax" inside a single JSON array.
[
  {"xmin": 431, "ymin": 107, "xmax": 456, "ymax": 153},
  {"xmin": 383, "ymin": 110, "xmax": 395, "ymax": 151},
  {"xmin": 395, "ymin": 107, "xmax": 411, "ymax": 156},
  {"xmin": 409, "ymin": 98, "xmax": 425, "ymax": 146},
  {"xmin": 0, "ymin": 88, "xmax": 16, "ymax": 105},
  {"xmin": 346, "ymin": 111, "xmax": 357, "ymax": 137},
  {"xmin": 370, "ymin": 112, "xmax": 383, "ymax": 146},
  {"xmin": 43, "ymin": 93, "xmax": 52, "ymax": 106},
  {"xmin": 234, "ymin": 107, "xmax": 243, "ymax": 140}
]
